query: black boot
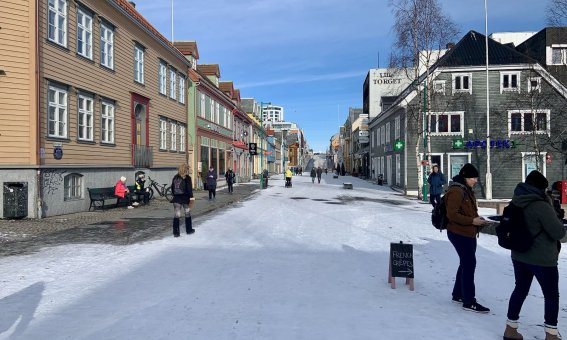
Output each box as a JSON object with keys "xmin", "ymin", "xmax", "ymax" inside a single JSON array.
[
  {"xmin": 173, "ymin": 218, "xmax": 180, "ymax": 237},
  {"xmin": 185, "ymin": 216, "xmax": 195, "ymax": 234}
]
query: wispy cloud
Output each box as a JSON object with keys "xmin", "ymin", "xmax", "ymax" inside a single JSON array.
[{"xmin": 238, "ymin": 70, "xmax": 366, "ymax": 89}]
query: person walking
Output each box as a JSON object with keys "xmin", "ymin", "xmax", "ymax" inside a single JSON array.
[
  {"xmin": 225, "ymin": 168, "xmax": 235, "ymax": 194},
  {"xmin": 316, "ymin": 166, "xmax": 323, "ymax": 184},
  {"xmin": 445, "ymin": 163, "xmax": 490, "ymax": 313},
  {"xmin": 285, "ymin": 168, "xmax": 292, "ymax": 187},
  {"xmin": 114, "ymin": 176, "xmax": 136, "ymax": 209},
  {"xmin": 427, "ymin": 164, "xmax": 446, "ymax": 208},
  {"xmin": 503, "ymin": 170, "xmax": 565, "ymax": 340},
  {"xmin": 206, "ymin": 165, "xmax": 218, "ymax": 201},
  {"xmin": 310, "ymin": 167, "xmax": 316, "ymax": 183},
  {"xmin": 170, "ymin": 163, "xmax": 195, "ymax": 237}
]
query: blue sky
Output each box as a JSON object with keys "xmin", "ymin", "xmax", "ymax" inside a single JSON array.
[{"xmin": 132, "ymin": 0, "xmax": 548, "ymax": 152}]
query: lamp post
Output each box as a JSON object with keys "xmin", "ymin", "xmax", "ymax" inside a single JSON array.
[
  {"xmin": 259, "ymin": 102, "xmax": 271, "ymax": 188},
  {"xmin": 484, "ymin": 0, "xmax": 493, "ymax": 199},
  {"xmin": 281, "ymin": 128, "xmax": 289, "ymax": 173},
  {"xmin": 422, "ymin": 79, "xmax": 428, "ymax": 202}
]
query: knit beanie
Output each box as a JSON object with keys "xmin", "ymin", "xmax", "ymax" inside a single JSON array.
[
  {"xmin": 459, "ymin": 163, "xmax": 479, "ymax": 178},
  {"xmin": 120, "ymin": 176, "xmax": 127, "ymax": 182},
  {"xmin": 525, "ymin": 170, "xmax": 548, "ymax": 190}
]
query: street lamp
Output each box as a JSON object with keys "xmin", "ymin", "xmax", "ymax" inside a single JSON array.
[
  {"xmin": 484, "ymin": 0, "xmax": 493, "ymax": 200},
  {"xmin": 259, "ymin": 102, "xmax": 271, "ymax": 188},
  {"xmin": 281, "ymin": 128, "xmax": 289, "ymax": 173}
]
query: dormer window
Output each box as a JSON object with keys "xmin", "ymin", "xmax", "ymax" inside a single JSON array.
[
  {"xmin": 528, "ymin": 77, "xmax": 541, "ymax": 93},
  {"xmin": 551, "ymin": 46, "xmax": 567, "ymax": 65}
]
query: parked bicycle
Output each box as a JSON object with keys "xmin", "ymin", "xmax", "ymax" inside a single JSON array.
[{"xmin": 147, "ymin": 176, "xmax": 173, "ymax": 202}]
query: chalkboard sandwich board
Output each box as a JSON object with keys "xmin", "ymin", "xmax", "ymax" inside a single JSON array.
[{"xmin": 388, "ymin": 241, "xmax": 415, "ymax": 290}]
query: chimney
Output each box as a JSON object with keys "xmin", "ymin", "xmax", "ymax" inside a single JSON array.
[
  {"xmin": 129, "ymin": 1, "xmax": 136, "ymax": 8},
  {"xmin": 446, "ymin": 42, "xmax": 455, "ymax": 49}
]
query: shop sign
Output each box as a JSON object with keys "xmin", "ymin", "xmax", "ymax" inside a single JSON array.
[{"xmin": 462, "ymin": 139, "xmax": 517, "ymax": 149}]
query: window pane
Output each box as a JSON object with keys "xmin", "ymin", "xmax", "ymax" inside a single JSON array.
[
  {"xmin": 524, "ymin": 113, "xmax": 534, "ymax": 131},
  {"xmin": 536, "ymin": 112, "xmax": 547, "ymax": 131},
  {"xmin": 552, "ymin": 48, "xmax": 562, "ymax": 64},
  {"xmin": 450, "ymin": 114, "xmax": 460, "ymax": 132},
  {"xmin": 511, "ymin": 113, "xmax": 521, "ymax": 131},
  {"xmin": 463, "ymin": 76, "xmax": 469, "ymax": 89},
  {"xmin": 511, "ymin": 74, "xmax": 517, "ymax": 88},
  {"xmin": 438, "ymin": 115, "xmax": 448, "ymax": 132},
  {"xmin": 455, "ymin": 76, "xmax": 461, "ymax": 90},
  {"xmin": 503, "ymin": 75, "xmax": 509, "ymax": 88}
]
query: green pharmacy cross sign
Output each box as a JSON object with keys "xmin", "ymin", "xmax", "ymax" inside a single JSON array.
[
  {"xmin": 452, "ymin": 138, "xmax": 464, "ymax": 149},
  {"xmin": 394, "ymin": 139, "xmax": 404, "ymax": 151}
]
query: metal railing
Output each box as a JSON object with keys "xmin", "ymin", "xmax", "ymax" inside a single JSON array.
[{"xmin": 131, "ymin": 144, "xmax": 153, "ymax": 168}]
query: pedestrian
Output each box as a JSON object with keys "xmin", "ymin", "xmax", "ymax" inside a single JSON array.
[
  {"xmin": 316, "ymin": 166, "xmax": 322, "ymax": 184},
  {"xmin": 285, "ymin": 167, "xmax": 292, "ymax": 187},
  {"xmin": 503, "ymin": 170, "xmax": 565, "ymax": 340},
  {"xmin": 445, "ymin": 163, "xmax": 490, "ymax": 313},
  {"xmin": 170, "ymin": 163, "xmax": 195, "ymax": 237},
  {"xmin": 427, "ymin": 164, "xmax": 446, "ymax": 208},
  {"xmin": 206, "ymin": 165, "xmax": 218, "ymax": 201},
  {"xmin": 325, "ymin": 168, "xmax": 328, "ymax": 175},
  {"xmin": 225, "ymin": 168, "xmax": 235, "ymax": 194},
  {"xmin": 114, "ymin": 176, "xmax": 136, "ymax": 209},
  {"xmin": 310, "ymin": 167, "xmax": 316, "ymax": 183}
]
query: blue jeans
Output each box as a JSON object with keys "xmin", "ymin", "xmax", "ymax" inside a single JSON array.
[
  {"xmin": 507, "ymin": 259, "xmax": 559, "ymax": 326},
  {"xmin": 448, "ymin": 230, "xmax": 477, "ymax": 305}
]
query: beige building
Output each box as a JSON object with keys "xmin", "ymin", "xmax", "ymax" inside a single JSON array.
[{"xmin": 0, "ymin": 0, "xmax": 191, "ymax": 218}]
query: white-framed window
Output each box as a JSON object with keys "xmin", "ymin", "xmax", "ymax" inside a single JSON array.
[
  {"xmin": 134, "ymin": 45, "xmax": 144, "ymax": 84},
  {"xmin": 48, "ymin": 85, "xmax": 68, "ymax": 138},
  {"xmin": 452, "ymin": 73, "xmax": 471, "ymax": 94},
  {"xmin": 169, "ymin": 68, "xmax": 177, "ymax": 99},
  {"xmin": 101, "ymin": 100, "xmax": 114, "ymax": 144},
  {"xmin": 179, "ymin": 124, "xmax": 186, "ymax": 152},
  {"xmin": 508, "ymin": 109, "xmax": 550, "ymax": 136},
  {"xmin": 433, "ymin": 80, "xmax": 446, "ymax": 94},
  {"xmin": 395, "ymin": 154, "xmax": 401, "ymax": 186},
  {"xmin": 100, "ymin": 22, "xmax": 114, "ymax": 69},
  {"xmin": 215, "ymin": 102, "xmax": 220, "ymax": 123},
  {"xmin": 170, "ymin": 121, "xmax": 177, "ymax": 151},
  {"xmin": 501, "ymin": 71, "xmax": 521, "ymax": 93},
  {"xmin": 76, "ymin": 8, "xmax": 93, "ymax": 59},
  {"xmin": 159, "ymin": 61, "xmax": 167, "ymax": 95},
  {"xmin": 522, "ymin": 152, "xmax": 546, "ymax": 179},
  {"xmin": 77, "ymin": 94, "xmax": 94, "ymax": 141},
  {"xmin": 395, "ymin": 116, "xmax": 400, "ymax": 139},
  {"xmin": 64, "ymin": 173, "xmax": 83, "ymax": 200},
  {"xmin": 527, "ymin": 77, "xmax": 541, "ymax": 93},
  {"xmin": 209, "ymin": 98, "xmax": 214, "ymax": 121},
  {"xmin": 429, "ymin": 111, "xmax": 464, "ymax": 135},
  {"xmin": 179, "ymin": 75, "xmax": 185, "ymax": 104},
  {"xmin": 385, "ymin": 122, "xmax": 391, "ymax": 144},
  {"xmin": 48, "ymin": 0, "xmax": 67, "ymax": 47},
  {"xmin": 159, "ymin": 118, "xmax": 167, "ymax": 150},
  {"xmin": 199, "ymin": 92, "xmax": 206, "ymax": 118},
  {"xmin": 551, "ymin": 46, "xmax": 567, "ymax": 65}
]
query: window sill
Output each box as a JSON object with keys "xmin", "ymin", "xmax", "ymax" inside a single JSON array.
[
  {"xmin": 77, "ymin": 140, "xmax": 96, "ymax": 145},
  {"xmin": 430, "ymin": 132, "xmax": 464, "ymax": 137},
  {"xmin": 100, "ymin": 142, "xmax": 116, "ymax": 147},
  {"xmin": 100, "ymin": 64, "xmax": 115, "ymax": 73},
  {"xmin": 47, "ymin": 136, "xmax": 70, "ymax": 142},
  {"xmin": 76, "ymin": 53, "xmax": 95, "ymax": 64},
  {"xmin": 46, "ymin": 38, "xmax": 69, "ymax": 51}
]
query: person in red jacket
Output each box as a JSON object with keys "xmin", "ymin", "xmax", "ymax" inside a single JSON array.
[{"xmin": 115, "ymin": 176, "xmax": 136, "ymax": 209}]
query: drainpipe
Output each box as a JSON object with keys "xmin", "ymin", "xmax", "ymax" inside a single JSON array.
[{"xmin": 35, "ymin": 0, "xmax": 43, "ymax": 219}]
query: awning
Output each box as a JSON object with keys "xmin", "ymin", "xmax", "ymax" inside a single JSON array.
[{"xmin": 232, "ymin": 141, "xmax": 247, "ymax": 149}]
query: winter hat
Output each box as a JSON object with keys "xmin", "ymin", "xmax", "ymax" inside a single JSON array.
[
  {"xmin": 120, "ymin": 176, "xmax": 127, "ymax": 182},
  {"xmin": 459, "ymin": 163, "xmax": 479, "ymax": 178},
  {"xmin": 525, "ymin": 170, "xmax": 548, "ymax": 190}
]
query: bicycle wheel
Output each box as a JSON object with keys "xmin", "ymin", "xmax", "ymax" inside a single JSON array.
[
  {"xmin": 164, "ymin": 186, "xmax": 173, "ymax": 202},
  {"xmin": 148, "ymin": 187, "xmax": 155, "ymax": 200}
]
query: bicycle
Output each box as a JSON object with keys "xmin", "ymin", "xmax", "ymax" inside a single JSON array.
[{"xmin": 146, "ymin": 176, "xmax": 173, "ymax": 202}]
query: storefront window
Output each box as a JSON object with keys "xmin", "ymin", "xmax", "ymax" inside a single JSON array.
[
  {"xmin": 200, "ymin": 145, "xmax": 209, "ymax": 180},
  {"xmin": 219, "ymin": 149, "xmax": 225, "ymax": 175},
  {"xmin": 211, "ymin": 147, "xmax": 218, "ymax": 173}
]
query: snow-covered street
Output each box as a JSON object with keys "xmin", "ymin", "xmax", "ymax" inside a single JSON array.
[{"xmin": 1, "ymin": 174, "xmax": 565, "ymax": 340}]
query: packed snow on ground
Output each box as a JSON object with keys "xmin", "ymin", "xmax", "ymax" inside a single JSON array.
[{"xmin": 0, "ymin": 174, "xmax": 565, "ymax": 340}]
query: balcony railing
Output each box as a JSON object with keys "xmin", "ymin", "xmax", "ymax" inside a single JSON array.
[{"xmin": 131, "ymin": 144, "xmax": 153, "ymax": 168}]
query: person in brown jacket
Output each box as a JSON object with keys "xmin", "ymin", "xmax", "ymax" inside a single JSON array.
[{"xmin": 445, "ymin": 163, "xmax": 490, "ymax": 313}]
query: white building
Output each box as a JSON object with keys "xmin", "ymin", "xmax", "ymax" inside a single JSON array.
[
  {"xmin": 262, "ymin": 105, "xmax": 284, "ymax": 122},
  {"xmin": 363, "ymin": 68, "xmax": 413, "ymax": 119}
]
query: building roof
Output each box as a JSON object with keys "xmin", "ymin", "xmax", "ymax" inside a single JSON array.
[
  {"xmin": 173, "ymin": 41, "xmax": 199, "ymax": 59},
  {"xmin": 438, "ymin": 30, "xmax": 535, "ymax": 67},
  {"xmin": 219, "ymin": 81, "xmax": 234, "ymax": 96},
  {"xmin": 111, "ymin": 0, "xmax": 190, "ymax": 67},
  {"xmin": 197, "ymin": 64, "xmax": 221, "ymax": 77}
]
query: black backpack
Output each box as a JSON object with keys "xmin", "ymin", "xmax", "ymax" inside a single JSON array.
[
  {"xmin": 431, "ymin": 190, "xmax": 465, "ymax": 231},
  {"xmin": 496, "ymin": 202, "xmax": 542, "ymax": 252}
]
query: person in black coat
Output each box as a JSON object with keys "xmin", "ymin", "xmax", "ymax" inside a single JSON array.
[
  {"xmin": 427, "ymin": 164, "xmax": 446, "ymax": 208},
  {"xmin": 225, "ymin": 169, "xmax": 235, "ymax": 194},
  {"xmin": 170, "ymin": 163, "xmax": 195, "ymax": 237}
]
